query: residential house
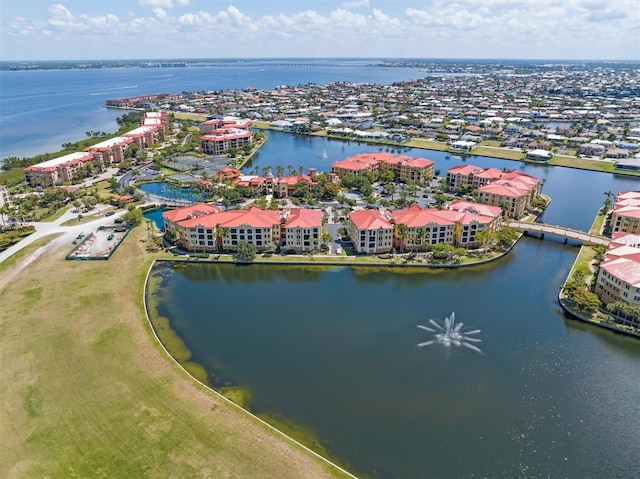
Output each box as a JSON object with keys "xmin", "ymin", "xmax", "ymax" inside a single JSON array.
[
  {"xmin": 605, "ymin": 148, "xmax": 631, "ymax": 159},
  {"xmin": 526, "ymin": 149, "xmax": 553, "ymax": 161},
  {"xmin": 450, "ymin": 140, "xmax": 476, "ymax": 152},
  {"xmin": 579, "ymin": 143, "xmax": 606, "ymax": 156}
]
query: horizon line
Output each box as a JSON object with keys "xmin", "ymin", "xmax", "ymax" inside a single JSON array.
[{"xmin": 2, "ymin": 56, "xmax": 639, "ymax": 64}]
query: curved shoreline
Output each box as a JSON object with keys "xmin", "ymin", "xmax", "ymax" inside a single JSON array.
[
  {"xmin": 142, "ymin": 258, "xmax": 360, "ymax": 479},
  {"xmin": 558, "ymin": 295, "xmax": 640, "ymax": 339}
]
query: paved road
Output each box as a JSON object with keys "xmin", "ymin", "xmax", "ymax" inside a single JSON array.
[{"xmin": 0, "ymin": 206, "xmax": 125, "ymax": 264}]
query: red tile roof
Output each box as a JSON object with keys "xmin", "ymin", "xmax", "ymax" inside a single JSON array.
[
  {"xmin": 163, "ymin": 203, "xmax": 220, "ymax": 223},
  {"xmin": 447, "ymin": 164, "xmax": 482, "ymax": 176},
  {"xmin": 349, "ymin": 209, "xmax": 393, "ymax": 230},
  {"xmin": 284, "ymin": 209, "xmax": 323, "ymax": 228},
  {"xmin": 447, "ymin": 200, "xmax": 502, "ymax": 218},
  {"xmin": 479, "ymin": 181, "xmax": 530, "ymax": 198}
]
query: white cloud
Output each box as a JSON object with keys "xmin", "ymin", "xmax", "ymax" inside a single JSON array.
[
  {"xmin": 153, "ymin": 8, "xmax": 169, "ymax": 20},
  {"xmin": 3, "ymin": 2, "xmax": 639, "ymax": 60},
  {"xmin": 48, "ymin": 3, "xmax": 75, "ymax": 27},
  {"xmin": 342, "ymin": 0, "xmax": 370, "ymax": 8},
  {"xmin": 139, "ymin": 0, "xmax": 174, "ymax": 8}
]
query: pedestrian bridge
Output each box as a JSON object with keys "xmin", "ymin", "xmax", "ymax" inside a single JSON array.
[{"xmin": 504, "ymin": 221, "xmax": 609, "ymax": 246}]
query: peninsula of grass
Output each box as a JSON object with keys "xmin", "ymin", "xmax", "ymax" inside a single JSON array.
[{"xmin": 0, "ymin": 227, "xmax": 353, "ymax": 479}]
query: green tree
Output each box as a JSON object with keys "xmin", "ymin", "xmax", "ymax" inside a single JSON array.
[
  {"xmin": 235, "ymin": 241, "xmax": 256, "ymax": 262},
  {"xmin": 396, "ymin": 223, "xmax": 409, "ymax": 254},
  {"xmin": 122, "ymin": 206, "xmax": 143, "ymax": 227}
]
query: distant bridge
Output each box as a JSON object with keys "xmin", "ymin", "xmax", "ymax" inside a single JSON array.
[{"xmin": 504, "ymin": 221, "xmax": 609, "ymax": 246}]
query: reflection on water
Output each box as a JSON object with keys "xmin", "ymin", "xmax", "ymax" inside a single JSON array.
[{"xmin": 147, "ymin": 253, "xmax": 640, "ymax": 479}]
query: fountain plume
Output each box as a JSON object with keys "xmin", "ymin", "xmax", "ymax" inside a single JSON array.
[{"xmin": 417, "ymin": 312, "xmax": 482, "ymax": 354}]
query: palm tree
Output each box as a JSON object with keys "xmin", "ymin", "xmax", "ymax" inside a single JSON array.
[
  {"xmin": 415, "ymin": 228, "xmax": 425, "ymax": 252},
  {"xmin": 396, "ymin": 223, "xmax": 409, "ymax": 254},
  {"xmin": 276, "ymin": 165, "xmax": 284, "ymax": 178},
  {"xmin": 602, "ymin": 190, "xmax": 614, "ymax": 213}
]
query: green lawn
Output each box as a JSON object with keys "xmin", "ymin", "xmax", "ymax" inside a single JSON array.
[
  {"xmin": 0, "ymin": 234, "xmax": 62, "ymax": 275},
  {"xmin": 0, "ymin": 167, "xmax": 26, "ymax": 187},
  {"xmin": 0, "ymin": 228, "xmax": 352, "ymax": 479},
  {"xmin": 550, "ymin": 156, "xmax": 614, "ymax": 172},
  {"xmin": 472, "ymin": 147, "xmax": 524, "ymax": 160},
  {"xmin": 41, "ymin": 205, "xmax": 71, "ymax": 222}
]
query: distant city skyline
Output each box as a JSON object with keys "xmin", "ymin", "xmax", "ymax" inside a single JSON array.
[{"xmin": 1, "ymin": 0, "xmax": 639, "ymax": 61}]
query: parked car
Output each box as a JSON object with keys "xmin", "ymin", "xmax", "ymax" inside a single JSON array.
[{"xmin": 105, "ymin": 211, "xmax": 115, "ymax": 217}]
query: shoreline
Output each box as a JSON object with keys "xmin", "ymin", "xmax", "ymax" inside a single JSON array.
[
  {"xmin": 558, "ymin": 212, "xmax": 640, "ymax": 339},
  {"xmin": 0, "ymin": 227, "xmax": 351, "ymax": 479},
  {"xmin": 143, "ymin": 258, "xmax": 361, "ymax": 478}
]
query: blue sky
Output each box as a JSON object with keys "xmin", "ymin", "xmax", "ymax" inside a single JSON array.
[{"xmin": 1, "ymin": 0, "xmax": 638, "ymax": 61}]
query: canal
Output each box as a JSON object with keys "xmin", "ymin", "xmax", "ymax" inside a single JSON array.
[{"xmin": 147, "ymin": 132, "xmax": 640, "ymax": 479}]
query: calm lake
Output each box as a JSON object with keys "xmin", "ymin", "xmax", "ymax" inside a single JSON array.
[{"xmin": 147, "ymin": 133, "xmax": 640, "ymax": 479}]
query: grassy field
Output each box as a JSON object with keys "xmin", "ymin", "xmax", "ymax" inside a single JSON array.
[
  {"xmin": 0, "ymin": 228, "xmax": 353, "ymax": 479},
  {"xmin": 0, "ymin": 167, "xmax": 26, "ymax": 187},
  {"xmin": 41, "ymin": 205, "xmax": 71, "ymax": 223},
  {"xmin": 172, "ymin": 112, "xmax": 208, "ymax": 122},
  {"xmin": 0, "ymin": 234, "xmax": 62, "ymax": 276}
]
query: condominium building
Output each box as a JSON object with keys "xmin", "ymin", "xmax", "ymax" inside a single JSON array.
[
  {"xmin": 477, "ymin": 181, "xmax": 531, "ymax": 218},
  {"xmin": 200, "ymin": 128, "xmax": 253, "ymax": 155},
  {"xmin": 393, "ymin": 201, "xmax": 502, "ymax": 250},
  {"xmin": 446, "ymin": 165, "xmax": 503, "ymax": 191},
  {"xmin": 162, "ymin": 204, "xmax": 322, "ymax": 253},
  {"xmin": 24, "ymin": 151, "xmax": 98, "ymax": 186},
  {"xmin": 202, "ymin": 117, "xmax": 252, "ymax": 134},
  {"xmin": 594, "ymin": 232, "xmax": 640, "ymax": 309},
  {"xmin": 348, "ymin": 210, "xmax": 394, "ymax": 254},
  {"xmin": 281, "ymin": 208, "xmax": 323, "ymax": 252},
  {"xmin": 331, "ymin": 154, "xmax": 379, "ymax": 177},
  {"xmin": 122, "ymin": 125, "xmax": 163, "ymax": 147},
  {"xmin": 84, "ymin": 136, "xmax": 134, "ymax": 167},
  {"xmin": 332, "ymin": 153, "xmax": 434, "ymax": 184},
  {"xmin": 611, "ymin": 190, "xmax": 640, "ymax": 235},
  {"xmin": 0, "ymin": 185, "xmax": 10, "ymax": 208}
]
